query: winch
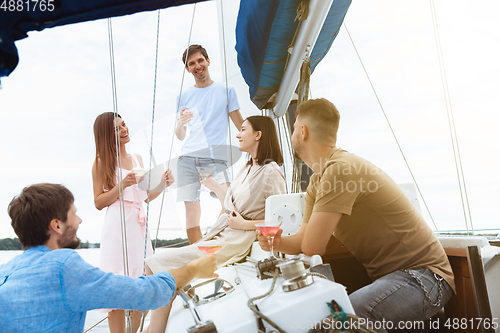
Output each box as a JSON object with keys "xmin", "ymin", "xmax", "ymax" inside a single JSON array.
[{"xmin": 277, "ymin": 258, "xmax": 314, "ymax": 292}]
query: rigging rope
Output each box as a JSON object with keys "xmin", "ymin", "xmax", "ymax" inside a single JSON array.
[
  {"xmin": 282, "ymin": 0, "xmax": 310, "ymax": 76},
  {"xmin": 291, "ymin": 56, "xmax": 311, "ymax": 193},
  {"xmin": 156, "ymin": 239, "xmax": 190, "ymax": 249},
  {"xmin": 107, "ymin": 17, "xmax": 133, "ymax": 333},
  {"xmin": 276, "ymin": 116, "xmax": 289, "ymax": 193},
  {"xmin": 219, "ymin": 0, "xmax": 235, "ymax": 181},
  {"xmin": 283, "ymin": 110, "xmax": 294, "ymax": 156},
  {"xmin": 136, "ymin": 10, "xmax": 164, "ymax": 331},
  {"xmin": 429, "ymin": 0, "xmax": 473, "ymax": 234},
  {"xmin": 154, "ymin": 3, "xmax": 197, "ymax": 251},
  {"xmin": 83, "ymin": 316, "xmax": 108, "ymax": 333},
  {"xmin": 107, "ymin": 17, "xmax": 131, "ymax": 277},
  {"xmin": 343, "ymin": 23, "xmax": 440, "ymax": 234},
  {"xmin": 247, "ymin": 269, "xmax": 287, "ymax": 333},
  {"xmin": 143, "ymin": 8, "xmax": 162, "ymax": 274}
]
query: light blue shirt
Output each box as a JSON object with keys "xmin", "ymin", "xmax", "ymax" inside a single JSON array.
[
  {"xmin": 0, "ymin": 245, "xmax": 176, "ymax": 332},
  {"xmin": 177, "ymin": 81, "xmax": 240, "ymax": 160}
]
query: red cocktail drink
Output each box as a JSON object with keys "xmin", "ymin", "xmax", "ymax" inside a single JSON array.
[
  {"xmin": 256, "ymin": 225, "xmax": 280, "ymax": 237},
  {"xmin": 255, "ymin": 222, "xmax": 282, "ymax": 259}
]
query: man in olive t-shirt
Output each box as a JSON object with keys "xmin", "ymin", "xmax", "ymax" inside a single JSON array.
[{"xmin": 258, "ymin": 98, "xmax": 454, "ymax": 333}]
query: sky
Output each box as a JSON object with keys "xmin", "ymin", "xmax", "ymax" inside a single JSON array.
[{"xmin": 0, "ymin": 0, "xmax": 499, "ymax": 244}]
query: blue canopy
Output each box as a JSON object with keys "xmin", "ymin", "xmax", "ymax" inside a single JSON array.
[
  {"xmin": 235, "ymin": 0, "xmax": 351, "ymax": 109},
  {"xmin": 0, "ymin": 0, "xmax": 208, "ymax": 78}
]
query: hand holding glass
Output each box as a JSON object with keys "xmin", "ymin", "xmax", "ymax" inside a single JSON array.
[
  {"xmin": 130, "ymin": 167, "xmax": 147, "ymax": 190},
  {"xmin": 181, "ymin": 107, "xmax": 195, "ymax": 126},
  {"xmin": 197, "ymin": 166, "xmax": 213, "ymax": 192},
  {"xmin": 197, "ymin": 241, "xmax": 222, "ymax": 255},
  {"xmin": 255, "ymin": 221, "xmax": 282, "ymax": 259}
]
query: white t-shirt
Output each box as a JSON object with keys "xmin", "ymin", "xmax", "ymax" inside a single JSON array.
[{"xmin": 177, "ymin": 81, "xmax": 240, "ymax": 160}]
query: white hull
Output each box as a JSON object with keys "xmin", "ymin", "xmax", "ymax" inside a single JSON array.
[{"xmin": 166, "ymin": 264, "xmax": 353, "ymax": 333}]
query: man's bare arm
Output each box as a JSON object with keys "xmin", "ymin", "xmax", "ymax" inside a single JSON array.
[
  {"xmin": 149, "ymin": 255, "xmax": 218, "ymax": 288},
  {"xmin": 175, "ymin": 109, "xmax": 193, "ymax": 141},
  {"xmin": 175, "ymin": 122, "xmax": 187, "ymax": 141},
  {"xmin": 301, "ymin": 211, "xmax": 342, "ymax": 256},
  {"xmin": 229, "ymin": 109, "xmax": 244, "ymax": 131}
]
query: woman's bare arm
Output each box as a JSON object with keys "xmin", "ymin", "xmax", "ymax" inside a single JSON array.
[{"xmin": 92, "ymin": 158, "xmax": 136, "ymax": 210}]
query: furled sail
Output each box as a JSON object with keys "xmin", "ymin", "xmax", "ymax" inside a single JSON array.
[
  {"xmin": 0, "ymin": 0, "xmax": 208, "ymax": 78},
  {"xmin": 235, "ymin": 0, "xmax": 351, "ymax": 110}
]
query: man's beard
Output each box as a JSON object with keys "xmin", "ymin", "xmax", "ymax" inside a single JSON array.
[
  {"xmin": 293, "ymin": 139, "xmax": 303, "ymax": 161},
  {"xmin": 58, "ymin": 228, "xmax": 80, "ymax": 249}
]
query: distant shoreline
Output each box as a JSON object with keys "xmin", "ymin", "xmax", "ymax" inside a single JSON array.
[{"xmin": 0, "ymin": 237, "xmax": 188, "ymax": 251}]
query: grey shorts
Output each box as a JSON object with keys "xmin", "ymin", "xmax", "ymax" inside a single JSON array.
[{"xmin": 176, "ymin": 156, "xmax": 232, "ymax": 202}]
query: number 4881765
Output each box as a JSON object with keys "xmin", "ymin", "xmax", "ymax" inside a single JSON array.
[
  {"xmin": 1, "ymin": 0, "xmax": 55, "ymax": 12},
  {"xmin": 444, "ymin": 318, "xmax": 498, "ymax": 330}
]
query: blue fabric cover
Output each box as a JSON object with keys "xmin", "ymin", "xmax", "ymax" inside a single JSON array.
[
  {"xmin": 310, "ymin": 0, "xmax": 351, "ymax": 72},
  {"xmin": 236, "ymin": 0, "xmax": 351, "ymax": 109},
  {"xmin": 0, "ymin": 0, "xmax": 208, "ymax": 77}
]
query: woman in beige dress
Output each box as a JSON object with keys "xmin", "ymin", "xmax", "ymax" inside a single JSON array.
[{"xmin": 145, "ymin": 115, "xmax": 286, "ymax": 333}]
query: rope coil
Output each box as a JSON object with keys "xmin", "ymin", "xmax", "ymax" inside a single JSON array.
[
  {"xmin": 247, "ymin": 268, "xmax": 287, "ymax": 333},
  {"xmin": 295, "ymin": 0, "xmax": 310, "ymax": 22}
]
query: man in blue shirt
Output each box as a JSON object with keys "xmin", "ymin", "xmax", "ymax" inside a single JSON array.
[
  {"xmin": 175, "ymin": 44, "xmax": 244, "ymax": 244},
  {"xmin": 0, "ymin": 183, "xmax": 217, "ymax": 333}
]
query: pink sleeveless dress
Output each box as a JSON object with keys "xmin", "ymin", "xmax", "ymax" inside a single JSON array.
[{"xmin": 99, "ymin": 154, "xmax": 153, "ymax": 279}]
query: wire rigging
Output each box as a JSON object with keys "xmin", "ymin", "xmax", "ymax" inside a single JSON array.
[
  {"xmin": 107, "ymin": 17, "xmax": 131, "ymax": 277},
  {"xmin": 343, "ymin": 23, "xmax": 440, "ymax": 233},
  {"xmin": 143, "ymin": 8, "xmax": 162, "ymax": 275},
  {"xmin": 429, "ymin": 0, "xmax": 473, "ymax": 234},
  {"xmin": 276, "ymin": 116, "xmax": 288, "ymax": 193},
  {"xmin": 154, "ymin": 3, "xmax": 198, "ymax": 250},
  {"xmin": 107, "ymin": 17, "xmax": 133, "ymax": 333},
  {"xmin": 219, "ymin": 0, "xmax": 235, "ymax": 180}
]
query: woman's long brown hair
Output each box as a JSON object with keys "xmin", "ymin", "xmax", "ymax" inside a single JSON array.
[
  {"xmin": 93, "ymin": 112, "xmax": 120, "ymax": 190},
  {"xmin": 245, "ymin": 116, "xmax": 284, "ymax": 166}
]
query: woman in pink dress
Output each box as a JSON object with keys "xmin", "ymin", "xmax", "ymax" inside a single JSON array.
[{"xmin": 91, "ymin": 112, "xmax": 174, "ymax": 333}]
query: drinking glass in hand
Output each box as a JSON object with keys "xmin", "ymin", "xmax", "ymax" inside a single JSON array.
[
  {"xmin": 197, "ymin": 241, "xmax": 222, "ymax": 255},
  {"xmin": 255, "ymin": 221, "xmax": 282, "ymax": 259},
  {"xmin": 196, "ymin": 166, "xmax": 213, "ymax": 192},
  {"xmin": 130, "ymin": 167, "xmax": 147, "ymax": 190}
]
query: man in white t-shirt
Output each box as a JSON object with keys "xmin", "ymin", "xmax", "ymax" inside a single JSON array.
[{"xmin": 175, "ymin": 44, "xmax": 244, "ymax": 244}]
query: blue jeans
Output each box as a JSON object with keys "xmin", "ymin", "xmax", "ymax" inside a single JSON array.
[
  {"xmin": 176, "ymin": 156, "xmax": 231, "ymax": 202},
  {"xmin": 349, "ymin": 268, "xmax": 453, "ymax": 333}
]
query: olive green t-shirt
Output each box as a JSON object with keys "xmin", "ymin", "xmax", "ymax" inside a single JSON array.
[{"xmin": 304, "ymin": 148, "xmax": 455, "ymax": 292}]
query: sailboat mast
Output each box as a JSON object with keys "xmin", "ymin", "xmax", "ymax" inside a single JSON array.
[{"xmin": 273, "ymin": 0, "xmax": 334, "ymax": 117}]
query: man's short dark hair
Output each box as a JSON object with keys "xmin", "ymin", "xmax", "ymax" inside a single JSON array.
[
  {"xmin": 182, "ymin": 44, "xmax": 209, "ymax": 67},
  {"xmin": 8, "ymin": 183, "xmax": 74, "ymax": 249}
]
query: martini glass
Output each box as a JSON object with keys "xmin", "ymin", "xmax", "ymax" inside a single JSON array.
[
  {"xmin": 255, "ymin": 221, "xmax": 282, "ymax": 259},
  {"xmin": 197, "ymin": 241, "xmax": 223, "ymax": 255},
  {"xmin": 196, "ymin": 166, "xmax": 213, "ymax": 192}
]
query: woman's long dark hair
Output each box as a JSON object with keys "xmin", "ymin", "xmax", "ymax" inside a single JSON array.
[{"xmin": 245, "ymin": 116, "xmax": 284, "ymax": 166}]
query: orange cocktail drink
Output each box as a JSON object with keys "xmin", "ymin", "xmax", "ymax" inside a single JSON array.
[{"xmin": 197, "ymin": 245, "xmax": 222, "ymax": 255}]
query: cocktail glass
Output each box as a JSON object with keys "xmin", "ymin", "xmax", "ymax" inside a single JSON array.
[
  {"xmin": 130, "ymin": 167, "xmax": 147, "ymax": 190},
  {"xmin": 196, "ymin": 166, "xmax": 213, "ymax": 192},
  {"xmin": 197, "ymin": 241, "xmax": 223, "ymax": 255},
  {"xmin": 255, "ymin": 221, "xmax": 282, "ymax": 259},
  {"xmin": 181, "ymin": 107, "xmax": 197, "ymax": 127}
]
